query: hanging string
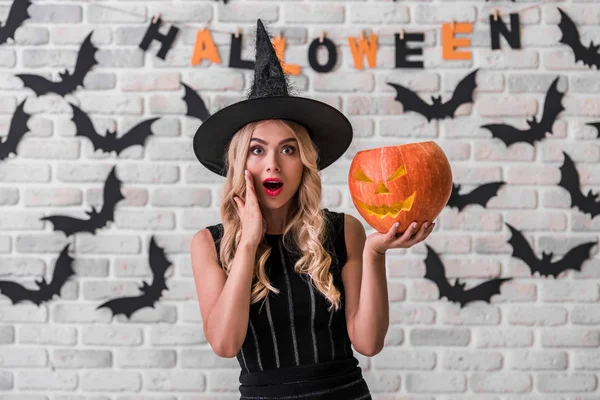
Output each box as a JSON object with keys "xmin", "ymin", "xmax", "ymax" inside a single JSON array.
[
  {"xmin": 92, "ymin": 0, "xmax": 553, "ymax": 40},
  {"xmin": 476, "ymin": 0, "xmax": 554, "ymax": 23},
  {"xmin": 91, "ymin": 2, "xmax": 233, "ymax": 35}
]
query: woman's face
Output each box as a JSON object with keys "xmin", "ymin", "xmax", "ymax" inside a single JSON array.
[{"xmin": 245, "ymin": 120, "xmax": 304, "ymax": 209}]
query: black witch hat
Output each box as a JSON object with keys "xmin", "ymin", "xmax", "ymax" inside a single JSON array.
[{"xmin": 193, "ymin": 19, "xmax": 353, "ymax": 177}]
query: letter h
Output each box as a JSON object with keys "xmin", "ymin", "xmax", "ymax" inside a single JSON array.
[{"xmin": 138, "ymin": 16, "xmax": 180, "ymax": 60}]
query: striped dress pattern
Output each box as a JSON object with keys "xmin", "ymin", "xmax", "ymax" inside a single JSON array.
[{"xmin": 206, "ymin": 209, "xmax": 372, "ymax": 399}]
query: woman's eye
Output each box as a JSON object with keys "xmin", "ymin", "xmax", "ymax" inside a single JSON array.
[
  {"xmin": 250, "ymin": 147, "xmax": 263, "ymax": 155},
  {"xmin": 282, "ymin": 146, "xmax": 295, "ymax": 155}
]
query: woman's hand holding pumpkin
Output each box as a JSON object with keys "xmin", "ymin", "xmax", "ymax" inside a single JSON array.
[{"xmin": 365, "ymin": 221, "xmax": 435, "ymax": 255}]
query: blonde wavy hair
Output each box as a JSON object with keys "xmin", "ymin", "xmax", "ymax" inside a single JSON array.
[{"xmin": 217, "ymin": 119, "xmax": 342, "ymax": 312}]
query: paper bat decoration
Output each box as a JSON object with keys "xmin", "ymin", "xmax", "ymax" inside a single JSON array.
[
  {"xmin": 558, "ymin": 151, "xmax": 600, "ymax": 219},
  {"xmin": 0, "ymin": 0, "xmax": 31, "ymax": 45},
  {"xmin": 0, "ymin": 244, "xmax": 74, "ymax": 305},
  {"xmin": 0, "ymin": 98, "xmax": 30, "ymax": 160},
  {"xmin": 70, "ymin": 103, "xmax": 158, "ymax": 155},
  {"xmin": 506, "ymin": 222, "xmax": 597, "ymax": 278},
  {"xmin": 16, "ymin": 31, "xmax": 98, "ymax": 97},
  {"xmin": 585, "ymin": 122, "xmax": 600, "ymax": 139},
  {"xmin": 181, "ymin": 82, "xmax": 210, "ymax": 121},
  {"xmin": 387, "ymin": 69, "xmax": 478, "ymax": 122},
  {"xmin": 41, "ymin": 166, "xmax": 125, "ymax": 237},
  {"xmin": 557, "ymin": 7, "xmax": 600, "ymax": 70},
  {"xmin": 97, "ymin": 236, "xmax": 172, "ymax": 318},
  {"xmin": 481, "ymin": 76, "xmax": 564, "ymax": 146},
  {"xmin": 424, "ymin": 244, "xmax": 511, "ymax": 308},
  {"xmin": 447, "ymin": 181, "xmax": 505, "ymax": 211}
]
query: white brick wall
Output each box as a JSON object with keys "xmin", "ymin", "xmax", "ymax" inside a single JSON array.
[{"xmin": 0, "ymin": 0, "xmax": 599, "ymax": 397}]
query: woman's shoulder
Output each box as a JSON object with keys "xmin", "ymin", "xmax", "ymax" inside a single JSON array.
[
  {"xmin": 203, "ymin": 223, "xmax": 224, "ymax": 243},
  {"xmin": 322, "ymin": 208, "xmax": 361, "ymax": 232},
  {"xmin": 191, "ymin": 223, "xmax": 223, "ymax": 250},
  {"xmin": 322, "ymin": 208, "xmax": 345, "ymax": 228},
  {"xmin": 204, "ymin": 222, "xmax": 223, "ymax": 235},
  {"xmin": 192, "ymin": 223, "xmax": 224, "ymax": 265},
  {"xmin": 323, "ymin": 209, "xmax": 364, "ymax": 237}
]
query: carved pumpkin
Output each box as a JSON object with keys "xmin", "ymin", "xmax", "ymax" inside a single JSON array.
[{"xmin": 348, "ymin": 141, "xmax": 452, "ymax": 233}]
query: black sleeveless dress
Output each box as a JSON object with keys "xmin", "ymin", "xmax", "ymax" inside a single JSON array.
[{"xmin": 206, "ymin": 209, "xmax": 372, "ymax": 400}]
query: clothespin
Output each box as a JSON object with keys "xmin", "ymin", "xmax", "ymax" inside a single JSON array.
[
  {"xmin": 235, "ymin": 27, "xmax": 241, "ymax": 38},
  {"xmin": 359, "ymin": 30, "xmax": 365, "ymax": 40},
  {"xmin": 152, "ymin": 13, "xmax": 161, "ymax": 23},
  {"xmin": 400, "ymin": 28, "xmax": 405, "ymax": 40},
  {"xmin": 493, "ymin": 9, "xmax": 500, "ymax": 21},
  {"xmin": 319, "ymin": 31, "xmax": 325, "ymax": 43}
]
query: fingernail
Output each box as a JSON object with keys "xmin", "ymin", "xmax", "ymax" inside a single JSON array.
[
  {"xmin": 424, "ymin": 222, "xmax": 429, "ymax": 229},
  {"xmin": 412, "ymin": 222, "xmax": 417, "ymax": 228},
  {"xmin": 394, "ymin": 222, "xmax": 400, "ymax": 228},
  {"xmin": 244, "ymin": 169, "xmax": 248, "ymax": 177}
]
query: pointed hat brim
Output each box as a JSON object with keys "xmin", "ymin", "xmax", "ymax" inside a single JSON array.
[{"xmin": 194, "ymin": 96, "xmax": 353, "ymax": 176}]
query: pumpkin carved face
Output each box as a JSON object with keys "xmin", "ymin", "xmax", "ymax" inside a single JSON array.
[{"xmin": 348, "ymin": 141, "xmax": 453, "ymax": 233}]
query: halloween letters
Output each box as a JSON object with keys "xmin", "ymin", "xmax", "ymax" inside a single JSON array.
[{"xmin": 145, "ymin": 13, "xmax": 524, "ymax": 72}]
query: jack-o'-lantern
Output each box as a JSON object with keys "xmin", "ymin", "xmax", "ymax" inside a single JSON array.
[{"xmin": 348, "ymin": 141, "xmax": 452, "ymax": 233}]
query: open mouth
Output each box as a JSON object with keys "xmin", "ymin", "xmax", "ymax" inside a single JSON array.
[{"xmin": 263, "ymin": 180, "xmax": 284, "ymax": 196}]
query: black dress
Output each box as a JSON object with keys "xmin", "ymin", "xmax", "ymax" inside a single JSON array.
[{"xmin": 206, "ymin": 209, "xmax": 372, "ymax": 400}]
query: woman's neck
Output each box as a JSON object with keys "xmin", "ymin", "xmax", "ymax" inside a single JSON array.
[{"xmin": 261, "ymin": 203, "xmax": 290, "ymax": 235}]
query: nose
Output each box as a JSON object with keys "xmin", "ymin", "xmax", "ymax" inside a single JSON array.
[{"xmin": 265, "ymin": 153, "xmax": 281, "ymax": 173}]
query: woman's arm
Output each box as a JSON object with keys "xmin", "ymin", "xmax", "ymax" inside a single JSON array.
[
  {"xmin": 341, "ymin": 214, "xmax": 389, "ymax": 357},
  {"xmin": 342, "ymin": 216, "xmax": 435, "ymax": 356},
  {"xmin": 191, "ymin": 230, "xmax": 258, "ymax": 358}
]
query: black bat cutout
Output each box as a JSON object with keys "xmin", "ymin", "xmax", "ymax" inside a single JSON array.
[
  {"xmin": 447, "ymin": 181, "xmax": 505, "ymax": 211},
  {"xmin": 557, "ymin": 7, "xmax": 600, "ymax": 70},
  {"xmin": 0, "ymin": 0, "xmax": 31, "ymax": 45},
  {"xmin": 424, "ymin": 245, "xmax": 511, "ymax": 308},
  {"xmin": 387, "ymin": 69, "xmax": 478, "ymax": 122},
  {"xmin": 585, "ymin": 122, "xmax": 600, "ymax": 139},
  {"xmin": 0, "ymin": 244, "xmax": 74, "ymax": 305},
  {"xmin": 97, "ymin": 236, "xmax": 172, "ymax": 318},
  {"xmin": 181, "ymin": 82, "xmax": 210, "ymax": 121},
  {"xmin": 481, "ymin": 76, "xmax": 565, "ymax": 146},
  {"xmin": 70, "ymin": 103, "xmax": 158, "ymax": 155},
  {"xmin": 16, "ymin": 31, "xmax": 98, "ymax": 97},
  {"xmin": 0, "ymin": 98, "xmax": 30, "ymax": 160},
  {"xmin": 506, "ymin": 222, "xmax": 597, "ymax": 278},
  {"xmin": 41, "ymin": 166, "xmax": 125, "ymax": 237},
  {"xmin": 558, "ymin": 151, "xmax": 600, "ymax": 219}
]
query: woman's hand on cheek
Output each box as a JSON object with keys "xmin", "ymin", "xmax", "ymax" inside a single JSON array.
[
  {"xmin": 233, "ymin": 169, "xmax": 264, "ymax": 248},
  {"xmin": 365, "ymin": 221, "xmax": 435, "ymax": 255}
]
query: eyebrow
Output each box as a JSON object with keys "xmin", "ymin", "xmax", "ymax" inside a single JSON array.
[{"xmin": 250, "ymin": 137, "xmax": 297, "ymax": 145}]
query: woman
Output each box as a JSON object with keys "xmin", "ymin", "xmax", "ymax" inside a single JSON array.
[{"xmin": 190, "ymin": 19, "xmax": 434, "ymax": 400}]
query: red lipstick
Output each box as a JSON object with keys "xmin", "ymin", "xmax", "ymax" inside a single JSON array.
[{"xmin": 263, "ymin": 178, "xmax": 284, "ymax": 197}]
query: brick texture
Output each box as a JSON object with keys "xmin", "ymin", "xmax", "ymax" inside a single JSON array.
[{"xmin": 0, "ymin": 0, "xmax": 599, "ymax": 397}]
